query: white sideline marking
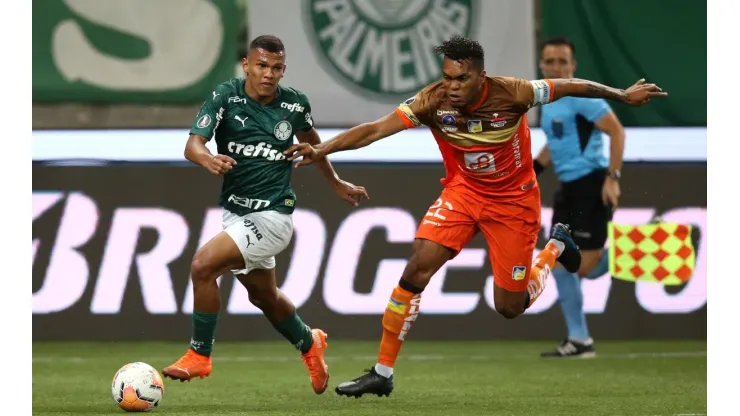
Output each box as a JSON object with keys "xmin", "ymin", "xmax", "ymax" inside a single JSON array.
[{"xmin": 32, "ymin": 351, "xmax": 706, "ymax": 364}]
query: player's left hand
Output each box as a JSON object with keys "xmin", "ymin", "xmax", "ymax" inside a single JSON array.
[
  {"xmin": 602, "ymin": 177, "xmax": 620, "ymax": 210},
  {"xmin": 623, "ymin": 79, "xmax": 668, "ymax": 106},
  {"xmin": 333, "ymin": 179, "xmax": 369, "ymax": 207}
]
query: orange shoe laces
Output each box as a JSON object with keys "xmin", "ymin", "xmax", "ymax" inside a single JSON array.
[
  {"xmin": 302, "ymin": 350, "xmax": 325, "ymax": 380},
  {"xmin": 173, "ymin": 350, "xmax": 206, "ymax": 368}
]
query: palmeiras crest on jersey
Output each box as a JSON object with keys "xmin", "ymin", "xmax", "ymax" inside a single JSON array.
[
  {"xmin": 305, "ymin": 0, "xmax": 477, "ymax": 101},
  {"xmin": 274, "ymin": 120, "xmax": 293, "ymax": 140}
]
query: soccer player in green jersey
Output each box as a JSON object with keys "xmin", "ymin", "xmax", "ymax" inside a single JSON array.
[{"xmin": 162, "ymin": 35, "xmax": 369, "ymax": 394}]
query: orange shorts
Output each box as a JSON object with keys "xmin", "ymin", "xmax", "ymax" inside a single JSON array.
[{"xmin": 415, "ymin": 183, "xmax": 541, "ymax": 292}]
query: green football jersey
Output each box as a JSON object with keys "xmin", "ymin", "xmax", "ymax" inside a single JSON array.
[{"xmin": 190, "ymin": 78, "xmax": 314, "ymax": 216}]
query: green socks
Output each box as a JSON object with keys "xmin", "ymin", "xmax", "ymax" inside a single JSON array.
[
  {"xmin": 274, "ymin": 311, "xmax": 314, "ymax": 354},
  {"xmin": 190, "ymin": 311, "xmax": 218, "ymax": 357},
  {"xmin": 190, "ymin": 310, "xmax": 313, "ymax": 356}
]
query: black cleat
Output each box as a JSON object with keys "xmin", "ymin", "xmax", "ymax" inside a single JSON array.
[
  {"xmin": 541, "ymin": 339, "xmax": 596, "ymax": 358},
  {"xmin": 550, "ymin": 223, "xmax": 582, "ymax": 273},
  {"xmin": 335, "ymin": 367, "xmax": 394, "ymax": 398}
]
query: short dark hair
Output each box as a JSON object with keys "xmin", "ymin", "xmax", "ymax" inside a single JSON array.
[
  {"xmin": 432, "ymin": 36, "xmax": 484, "ymax": 70},
  {"xmin": 541, "ymin": 36, "xmax": 576, "ymax": 57},
  {"xmin": 249, "ymin": 35, "xmax": 285, "ymax": 53}
]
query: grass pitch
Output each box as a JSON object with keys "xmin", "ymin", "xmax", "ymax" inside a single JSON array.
[{"xmin": 33, "ymin": 340, "xmax": 706, "ymax": 416}]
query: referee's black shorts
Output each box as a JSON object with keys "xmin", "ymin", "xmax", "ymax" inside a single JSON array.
[{"xmin": 550, "ymin": 168, "xmax": 613, "ymax": 250}]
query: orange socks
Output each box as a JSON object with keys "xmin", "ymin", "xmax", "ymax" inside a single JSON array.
[
  {"xmin": 375, "ymin": 242, "xmax": 560, "ymax": 370},
  {"xmin": 377, "ymin": 285, "xmax": 421, "ymax": 368},
  {"xmin": 527, "ymin": 241, "xmax": 561, "ymax": 307}
]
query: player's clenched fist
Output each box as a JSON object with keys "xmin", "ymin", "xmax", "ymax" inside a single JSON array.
[{"xmin": 206, "ymin": 154, "xmax": 237, "ymax": 175}]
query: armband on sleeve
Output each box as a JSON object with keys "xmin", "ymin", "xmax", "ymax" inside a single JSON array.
[
  {"xmin": 530, "ymin": 79, "xmax": 555, "ymax": 106},
  {"xmin": 395, "ymin": 96, "xmax": 423, "ymax": 129}
]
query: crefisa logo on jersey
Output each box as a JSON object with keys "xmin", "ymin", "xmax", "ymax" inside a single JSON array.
[
  {"xmin": 306, "ymin": 0, "xmax": 475, "ymax": 100},
  {"xmin": 274, "ymin": 121, "xmax": 293, "ymax": 140},
  {"xmin": 227, "ymin": 141, "xmax": 287, "ymax": 161},
  {"xmin": 281, "ymin": 102, "xmax": 305, "ymax": 113}
]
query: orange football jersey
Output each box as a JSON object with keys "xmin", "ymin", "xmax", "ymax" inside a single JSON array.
[{"xmin": 395, "ymin": 77, "xmax": 554, "ymax": 199}]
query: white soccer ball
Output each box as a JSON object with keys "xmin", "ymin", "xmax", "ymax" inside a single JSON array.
[{"xmin": 111, "ymin": 362, "xmax": 164, "ymax": 412}]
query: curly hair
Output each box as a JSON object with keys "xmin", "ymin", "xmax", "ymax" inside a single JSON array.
[{"xmin": 432, "ymin": 36, "xmax": 484, "ymax": 70}]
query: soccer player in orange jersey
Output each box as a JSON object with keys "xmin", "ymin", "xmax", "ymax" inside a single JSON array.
[{"xmin": 286, "ymin": 36, "xmax": 666, "ymax": 397}]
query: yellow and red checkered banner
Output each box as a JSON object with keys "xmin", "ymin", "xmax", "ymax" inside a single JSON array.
[{"xmin": 608, "ymin": 222, "xmax": 696, "ymax": 285}]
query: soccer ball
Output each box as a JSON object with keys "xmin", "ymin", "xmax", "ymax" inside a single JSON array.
[{"xmin": 111, "ymin": 362, "xmax": 164, "ymax": 412}]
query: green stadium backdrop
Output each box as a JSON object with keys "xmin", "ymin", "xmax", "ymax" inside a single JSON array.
[
  {"xmin": 539, "ymin": 0, "xmax": 707, "ymax": 127},
  {"xmin": 32, "ymin": 0, "xmax": 706, "ymax": 127}
]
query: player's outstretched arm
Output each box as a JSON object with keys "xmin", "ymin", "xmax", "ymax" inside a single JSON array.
[
  {"xmin": 549, "ymin": 78, "xmax": 667, "ymax": 106},
  {"xmin": 285, "ymin": 111, "xmax": 407, "ymax": 167},
  {"xmin": 319, "ymin": 111, "xmax": 407, "ymax": 155}
]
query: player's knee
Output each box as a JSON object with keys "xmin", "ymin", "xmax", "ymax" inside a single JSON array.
[
  {"xmin": 493, "ymin": 285, "xmax": 528, "ymax": 319},
  {"xmin": 190, "ymin": 256, "xmax": 214, "ymax": 283},
  {"xmin": 402, "ymin": 258, "xmax": 436, "ymax": 288},
  {"xmin": 496, "ymin": 303, "xmax": 524, "ymax": 319},
  {"xmin": 401, "ymin": 240, "xmax": 451, "ymax": 288}
]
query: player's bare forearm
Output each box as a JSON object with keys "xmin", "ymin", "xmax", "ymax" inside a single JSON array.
[
  {"xmin": 315, "ymin": 112, "xmax": 406, "ymax": 158},
  {"xmin": 185, "ymin": 134, "xmax": 214, "ymax": 168},
  {"xmin": 595, "ymin": 111, "xmax": 626, "ymax": 172},
  {"xmin": 314, "ymin": 123, "xmax": 379, "ymax": 157},
  {"xmin": 295, "ymin": 129, "xmax": 339, "ymax": 186},
  {"xmin": 608, "ymin": 130, "xmax": 625, "ymax": 172},
  {"xmin": 551, "ymin": 79, "xmax": 627, "ymax": 103}
]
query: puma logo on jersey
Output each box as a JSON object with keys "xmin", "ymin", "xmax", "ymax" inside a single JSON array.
[
  {"xmin": 212, "ymin": 91, "xmax": 219, "ymax": 100},
  {"xmin": 234, "ymin": 115, "xmax": 248, "ymax": 127}
]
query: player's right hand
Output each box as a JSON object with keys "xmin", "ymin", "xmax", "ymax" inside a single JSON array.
[
  {"xmin": 205, "ymin": 154, "xmax": 236, "ymax": 175},
  {"xmin": 623, "ymin": 79, "xmax": 668, "ymax": 106},
  {"xmin": 284, "ymin": 142, "xmax": 321, "ymax": 168}
]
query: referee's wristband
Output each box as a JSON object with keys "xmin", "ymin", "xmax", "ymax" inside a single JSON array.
[{"xmin": 533, "ymin": 160, "xmax": 545, "ymax": 176}]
